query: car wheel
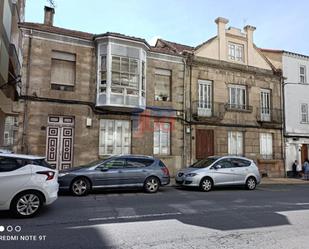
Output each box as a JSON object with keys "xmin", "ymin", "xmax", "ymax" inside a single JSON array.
[
  {"xmin": 71, "ymin": 178, "xmax": 90, "ymax": 196},
  {"xmin": 10, "ymin": 191, "xmax": 43, "ymax": 218},
  {"xmin": 200, "ymin": 177, "xmax": 213, "ymax": 192},
  {"xmin": 144, "ymin": 177, "xmax": 160, "ymax": 193},
  {"xmin": 246, "ymin": 177, "xmax": 257, "ymax": 190}
]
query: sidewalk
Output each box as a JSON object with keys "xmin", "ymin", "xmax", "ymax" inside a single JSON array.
[
  {"xmin": 169, "ymin": 177, "xmax": 309, "ymax": 186},
  {"xmin": 260, "ymin": 177, "xmax": 309, "ymax": 185}
]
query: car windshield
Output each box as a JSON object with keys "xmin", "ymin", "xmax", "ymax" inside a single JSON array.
[{"xmin": 190, "ymin": 158, "xmax": 218, "ymax": 168}]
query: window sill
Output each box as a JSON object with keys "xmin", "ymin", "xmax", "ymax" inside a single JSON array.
[{"xmin": 225, "ymin": 105, "xmax": 253, "ymax": 113}]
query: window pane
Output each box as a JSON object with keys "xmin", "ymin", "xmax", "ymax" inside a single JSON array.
[
  {"xmin": 51, "ymin": 59, "xmax": 76, "ymax": 86},
  {"xmin": 112, "ymin": 57, "xmax": 120, "ymax": 72},
  {"xmin": 112, "ymin": 72, "xmax": 120, "ymax": 85},
  {"xmin": 121, "ymin": 58, "xmax": 129, "ymax": 72},
  {"xmin": 153, "ymin": 122, "xmax": 170, "ymax": 155},
  {"xmin": 130, "ymin": 59, "xmax": 138, "ymax": 74},
  {"xmin": 155, "ymin": 72, "xmax": 171, "ymax": 101},
  {"xmin": 99, "ymin": 120, "xmax": 131, "ymax": 155}
]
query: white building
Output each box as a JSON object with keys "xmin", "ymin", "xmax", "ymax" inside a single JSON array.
[{"xmin": 262, "ymin": 49, "xmax": 309, "ymax": 174}]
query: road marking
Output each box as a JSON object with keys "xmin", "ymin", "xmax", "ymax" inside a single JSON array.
[
  {"xmin": 295, "ymin": 203, "xmax": 309, "ymax": 205},
  {"xmin": 88, "ymin": 212, "xmax": 182, "ymax": 222},
  {"xmin": 169, "ymin": 204, "xmax": 198, "ymax": 214}
]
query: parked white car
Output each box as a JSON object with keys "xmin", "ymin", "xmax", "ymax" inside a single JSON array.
[
  {"xmin": 176, "ymin": 156, "xmax": 261, "ymax": 191},
  {"xmin": 0, "ymin": 153, "xmax": 59, "ymax": 218}
]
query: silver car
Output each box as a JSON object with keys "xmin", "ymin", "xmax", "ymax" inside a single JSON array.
[{"xmin": 176, "ymin": 156, "xmax": 261, "ymax": 191}]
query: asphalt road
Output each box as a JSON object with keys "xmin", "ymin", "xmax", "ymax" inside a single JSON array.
[{"xmin": 1, "ymin": 184, "xmax": 309, "ymax": 249}]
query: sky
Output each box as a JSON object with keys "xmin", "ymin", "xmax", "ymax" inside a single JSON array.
[{"xmin": 25, "ymin": 0, "xmax": 309, "ymax": 55}]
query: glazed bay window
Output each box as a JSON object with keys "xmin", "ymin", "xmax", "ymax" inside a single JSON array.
[
  {"xmin": 228, "ymin": 42, "xmax": 244, "ymax": 62},
  {"xmin": 99, "ymin": 119, "xmax": 131, "ymax": 155},
  {"xmin": 96, "ymin": 41, "xmax": 147, "ymax": 111},
  {"xmin": 228, "ymin": 85, "xmax": 247, "ymax": 110},
  {"xmin": 301, "ymin": 103, "xmax": 309, "ymax": 123},
  {"xmin": 300, "ymin": 65, "xmax": 306, "ymax": 83},
  {"xmin": 155, "ymin": 69, "xmax": 171, "ymax": 101},
  {"xmin": 51, "ymin": 51, "xmax": 76, "ymax": 91},
  {"xmin": 260, "ymin": 133, "xmax": 273, "ymax": 159},
  {"xmin": 154, "ymin": 122, "xmax": 170, "ymax": 155},
  {"xmin": 228, "ymin": 131, "xmax": 243, "ymax": 156}
]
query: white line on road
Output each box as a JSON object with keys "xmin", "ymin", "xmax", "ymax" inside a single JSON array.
[
  {"xmin": 295, "ymin": 203, "xmax": 309, "ymax": 205},
  {"xmin": 88, "ymin": 212, "xmax": 182, "ymax": 222}
]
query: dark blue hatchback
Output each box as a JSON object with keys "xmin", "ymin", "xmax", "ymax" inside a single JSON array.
[{"xmin": 58, "ymin": 155, "xmax": 170, "ymax": 196}]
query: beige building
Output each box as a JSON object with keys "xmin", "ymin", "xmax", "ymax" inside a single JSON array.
[
  {"xmin": 18, "ymin": 7, "xmax": 186, "ymax": 176},
  {"xmin": 154, "ymin": 18, "xmax": 284, "ymax": 176},
  {"xmin": 0, "ymin": 0, "xmax": 25, "ymax": 151}
]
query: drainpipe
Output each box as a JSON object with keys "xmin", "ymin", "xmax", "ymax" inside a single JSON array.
[
  {"xmin": 182, "ymin": 57, "xmax": 187, "ymax": 169},
  {"xmin": 281, "ymin": 75, "xmax": 287, "ymax": 177},
  {"xmin": 189, "ymin": 60, "xmax": 193, "ymax": 165},
  {"xmin": 21, "ymin": 29, "xmax": 32, "ymax": 153}
]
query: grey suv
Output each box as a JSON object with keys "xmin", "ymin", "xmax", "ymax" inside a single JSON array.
[
  {"xmin": 58, "ymin": 155, "xmax": 170, "ymax": 196},
  {"xmin": 176, "ymin": 156, "xmax": 261, "ymax": 191}
]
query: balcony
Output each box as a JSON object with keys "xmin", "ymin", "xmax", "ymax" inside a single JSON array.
[
  {"xmin": 9, "ymin": 43, "xmax": 21, "ymax": 78},
  {"xmin": 256, "ymin": 107, "xmax": 282, "ymax": 125},
  {"xmin": 224, "ymin": 103, "xmax": 253, "ymax": 113},
  {"xmin": 95, "ymin": 37, "xmax": 148, "ymax": 113},
  {"xmin": 192, "ymin": 101, "xmax": 225, "ymax": 122}
]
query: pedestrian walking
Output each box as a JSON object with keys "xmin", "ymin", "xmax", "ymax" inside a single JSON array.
[
  {"xmin": 303, "ymin": 159, "xmax": 309, "ymax": 180},
  {"xmin": 292, "ymin": 160, "xmax": 298, "ymax": 178}
]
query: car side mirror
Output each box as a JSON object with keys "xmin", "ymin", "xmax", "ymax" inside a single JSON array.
[
  {"xmin": 100, "ymin": 167, "xmax": 109, "ymax": 172},
  {"xmin": 213, "ymin": 165, "xmax": 221, "ymax": 170}
]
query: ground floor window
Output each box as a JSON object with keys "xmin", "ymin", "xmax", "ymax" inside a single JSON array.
[
  {"xmin": 99, "ymin": 119, "xmax": 131, "ymax": 155},
  {"xmin": 154, "ymin": 122, "xmax": 170, "ymax": 155},
  {"xmin": 260, "ymin": 133, "xmax": 273, "ymax": 159},
  {"xmin": 3, "ymin": 116, "xmax": 18, "ymax": 148},
  {"xmin": 228, "ymin": 131, "xmax": 243, "ymax": 156}
]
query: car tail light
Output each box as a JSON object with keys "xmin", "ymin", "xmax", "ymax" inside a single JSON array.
[
  {"xmin": 36, "ymin": 171, "xmax": 55, "ymax": 181},
  {"xmin": 161, "ymin": 167, "xmax": 170, "ymax": 176}
]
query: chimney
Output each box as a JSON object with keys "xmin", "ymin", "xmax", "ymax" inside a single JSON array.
[
  {"xmin": 244, "ymin": 25, "xmax": 256, "ymax": 66},
  {"xmin": 215, "ymin": 17, "xmax": 229, "ymax": 60},
  {"xmin": 44, "ymin": 6, "xmax": 55, "ymax": 26}
]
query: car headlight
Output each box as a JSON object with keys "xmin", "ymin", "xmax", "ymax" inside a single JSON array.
[
  {"xmin": 58, "ymin": 172, "xmax": 69, "ymax": 177},
  {"xmin": 186, "ymin": 173, "xmax": 198, "ymax": 177}
]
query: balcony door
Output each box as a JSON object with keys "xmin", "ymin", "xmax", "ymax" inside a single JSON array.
[
  {"xmin": 198, "ymin": 80, "xmax": 212, "ymax": 117},
  {"xmin": 260, "ymin": 89, "xmax": 271, "ymax": 121}
]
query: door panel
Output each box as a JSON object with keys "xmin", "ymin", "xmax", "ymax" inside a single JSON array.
[
  {"xmin": 0, "ymin": 158, "xmax": 31, "ymax": 205},
  {"xmin": 46, "ymin": 116, "xmax": 74, "ymax": 170},
  {"xmin": 93, "ymin": 159, "xmax": 125, "ymax": 187},
  {"xmin": 210, "ymin": 159, "xmax": 235, "ymax": 185},
  {"xmin": 196, "ymin": 129, "xmax": 214, "ymax": 159}
]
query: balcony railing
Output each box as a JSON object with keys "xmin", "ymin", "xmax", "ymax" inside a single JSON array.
[
  {"xmin": 192, "ymin": 101, "xmax": 225, "ymax": 120},
  {"xmin": 256, "ymin": 108, "xmax": 282, "ymax": 124},
  {"xmin": 224, "ymin": 103, "xmax": 253, "ymax": 112}
]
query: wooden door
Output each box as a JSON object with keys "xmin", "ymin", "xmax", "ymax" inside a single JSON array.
[
  {"xmin": 196, "ymin": 129, "xmax": 214, "ymax": 159},
  {"xmin": 46, "ymin": 116, "xmax": 74, "ymax": 170},
  {"xmin": 301, "ymin": 144, "xmax": 308, "ymax": 165}
]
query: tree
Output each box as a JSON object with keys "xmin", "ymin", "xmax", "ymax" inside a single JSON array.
[{"xmin": 47, "ymin": 0, "xmax": 56, "ymax": 8}]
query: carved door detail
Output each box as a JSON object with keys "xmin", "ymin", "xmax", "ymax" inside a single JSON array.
[{"xmin": 46, "ymin": 116, "xmax": 74, "ymax": 170}]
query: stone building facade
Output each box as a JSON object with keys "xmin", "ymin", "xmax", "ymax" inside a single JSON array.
[
  {"xmin": 153, "ymin": 18, "xmax": 284, "ymax": 176},
  {"xmin": 17, "ymin": 7, "xmax": 284, "ymax": 177},
  {"xmin": 0, "ymin": 0, "xmax": 25, "ymax": 151},
  {"xmin": 18, "ymin": 7, "xmax": 186, "ymax": 176}
]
